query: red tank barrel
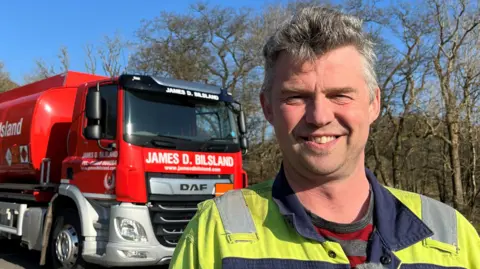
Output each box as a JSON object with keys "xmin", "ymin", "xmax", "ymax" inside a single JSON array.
[{"xmin": 0, "ymin": 71, "xmax": 107, "ymax": 184}]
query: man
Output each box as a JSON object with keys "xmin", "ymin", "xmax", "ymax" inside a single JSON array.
[{"xmin": 168, "ymin": 6, "xmax": 480, "ymax": 269}]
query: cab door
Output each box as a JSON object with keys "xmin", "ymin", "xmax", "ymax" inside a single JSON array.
[{"xmin": 67, "ymin": 83, "xmax": 119, "ymax": 198}]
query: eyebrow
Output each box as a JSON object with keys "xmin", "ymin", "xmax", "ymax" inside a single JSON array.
[
  {"xmin": 324, "ymin": 87, "xmax": 358, "ymax": 95},
  {"xmin": 280, "ymin": 87, "xmax": 309, "ymax": 94},
  {"xmin": 280, "ymin": 87, "xmax": 358, "ymax": 94}
]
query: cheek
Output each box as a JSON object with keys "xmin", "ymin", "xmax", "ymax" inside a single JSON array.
[
  {"xmin": 276, "ymin": 103, "xmax": 305, "ymax": 131},
  {"xmin": 339, "ymin": 105, "xmax": 371, "ymax": 131}
]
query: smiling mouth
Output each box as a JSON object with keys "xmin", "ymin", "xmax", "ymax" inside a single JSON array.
[{"xmin": 299, "ymin": 136, "xmax": 340, "ymax": 144}]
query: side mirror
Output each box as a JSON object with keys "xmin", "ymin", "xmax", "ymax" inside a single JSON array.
[
  {"xmin": 240, "ymin": 136, "xmax": 249, "ymax": 150},
  {"xmin": 86, "ymin": 91, "xmax": 101, "ymax": 120},
  {"xmin": 84, "ymin": 125, "xmax": 101, "ymax": 140},
  {"xmin": 238, "ymin": 110, "xmax": 246, "ymax": 135},
  {"xmin": 84, "ymin": 83, "xmax": 103, "ymax": 140}
]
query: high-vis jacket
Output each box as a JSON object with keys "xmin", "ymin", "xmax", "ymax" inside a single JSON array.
[{"xmin": 168, "ymin": 167, "xmax": 480, "ymax": 269}]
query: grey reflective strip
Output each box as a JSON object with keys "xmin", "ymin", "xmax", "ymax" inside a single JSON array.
[
  {"xmin": 214, "ymin": 190, "xmax": 256, "ymax": 234},
  {"xmin": 420, "ymin": 195, "xmax": 457, "ymax": 246}
]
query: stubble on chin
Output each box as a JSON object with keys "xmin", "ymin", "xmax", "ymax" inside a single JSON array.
[
  {"xmin": 279, "ymin": 131, "xmax": 350, "ymax": 179},
  {"xmin": 282, "ymin": 149, "xmax": 332, "ymax": 186},
  {"xmin": 297, "ymin": 143, "xmax": 339, "ymax": 174},
  {"xmin": 284, "ymin": 140, "xmax": 361, "ymax": 185}
]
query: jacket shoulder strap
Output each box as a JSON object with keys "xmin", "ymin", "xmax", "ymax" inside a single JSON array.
[
  {"xmin": 420, "ymin": 194, "xmax": 458, "ymax": 247},
  {"xmin": 214, "ymin": 190, "xmax": 257, "ymax": 235}
]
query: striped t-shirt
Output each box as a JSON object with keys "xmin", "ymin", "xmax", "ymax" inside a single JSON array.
[{"xmin": 306, "ymin": 190, "xmax": 374, "ymax": 268}]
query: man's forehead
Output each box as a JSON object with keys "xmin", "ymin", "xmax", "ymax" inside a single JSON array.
[
  {"xmin": 272, "ymin": 48, "xmax": 366, "ymax": 90},
  {"xmin": 275, "ymin": 52, "xmax": 317, "ymax": 74},
  {"xmin": 275, "ymin": 46, "xmax": 363, "ymax": 71}
]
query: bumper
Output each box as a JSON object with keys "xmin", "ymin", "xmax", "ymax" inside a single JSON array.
[
  {"xmin": 95, "ymin": 242, "xmax": 172, "ymax": 267},
  {"xmin": 82, "ymin": 202, "xmax": 174, "ymax": 267}
]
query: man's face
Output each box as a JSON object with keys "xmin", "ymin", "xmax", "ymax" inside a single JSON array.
[{"xmin": 261, "ymin": 45, "xmax": 380, "ymax": 179}]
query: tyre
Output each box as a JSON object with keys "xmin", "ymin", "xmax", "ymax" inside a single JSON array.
[{"xmin": 48, "ymin": 208, "xmax": 87, "ymax": 269}]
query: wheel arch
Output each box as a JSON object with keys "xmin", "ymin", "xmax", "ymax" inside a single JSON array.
[
  {"xmin": 40, "ymin": 185, "xmax": 98, "ymax": 267},
  {"xmin": 56, "ymin": 184, "xmax": 98, "ymax": 237}
]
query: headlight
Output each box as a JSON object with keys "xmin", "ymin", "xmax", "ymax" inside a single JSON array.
[{"xmin": 115, "ymin": 217, "xmax": 148, "ymax": 242}]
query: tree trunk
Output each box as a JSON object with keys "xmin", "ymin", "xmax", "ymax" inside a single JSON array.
[
  {"xmin": 392, "ymin": 135, "xmax": 403, "ymax": 189},
  {"xmin": 447, "ymin": 116, "xmax": 464, "ymax": 211},
  {"xmin": 466, "ymin": 95, "xmax": 477, "ymax": 219}
]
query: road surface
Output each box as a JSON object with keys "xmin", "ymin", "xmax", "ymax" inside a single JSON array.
[{"xmin": 0, "ymin": 240, "xmax": 169, "ymax": 269}]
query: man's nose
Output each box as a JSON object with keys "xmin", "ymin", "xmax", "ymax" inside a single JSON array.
[{"xmin": 304, "ymin": 97, "xmax": 334, "ymax": 127}]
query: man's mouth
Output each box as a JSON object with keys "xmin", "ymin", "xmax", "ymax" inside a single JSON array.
[{"xmin": 299, "ymin": 135, "xmax": 340, "ymax": 144}]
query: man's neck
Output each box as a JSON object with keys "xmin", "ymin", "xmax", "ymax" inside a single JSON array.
[{"xmin": 283, "ymin": 161, "xmax": 371, "ymax": 224}]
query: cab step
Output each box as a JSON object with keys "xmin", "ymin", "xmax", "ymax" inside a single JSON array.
[{"xmin": 0, "ymin": 201, "xmax": 27, "ymax": 235}]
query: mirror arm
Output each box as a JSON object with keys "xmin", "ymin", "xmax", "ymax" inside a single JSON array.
[{"xmin": 97, "ymin": 140, "xmax": 116, "ymax": 152}]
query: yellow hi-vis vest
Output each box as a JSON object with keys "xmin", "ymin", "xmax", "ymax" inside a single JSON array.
[{"xmin": 169, "ymin": 168, "xmax": 480, "ymax": 269}]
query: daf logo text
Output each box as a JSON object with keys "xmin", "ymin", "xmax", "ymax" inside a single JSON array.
[{"xmin": 180, "ymin": 184, "xmax": 208, "ymax": 191}]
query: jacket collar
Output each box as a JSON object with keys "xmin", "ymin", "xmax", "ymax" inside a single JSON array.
[{"xmin": 271, "ymin": 165, "xmax": 433, "ymax": 251}]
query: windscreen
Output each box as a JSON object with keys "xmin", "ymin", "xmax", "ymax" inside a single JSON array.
[{"xmin": 123, "ymin": 89, "xmax": 237, "ymax": 144}]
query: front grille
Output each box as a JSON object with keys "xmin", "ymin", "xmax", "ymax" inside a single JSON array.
[
  {"xmin": 146, "ymin": 172, "xmax": 232, "ymax": 247},
  {"xmin": 148, "ymin": 195, "xmax": 213, "ymax": 247}
]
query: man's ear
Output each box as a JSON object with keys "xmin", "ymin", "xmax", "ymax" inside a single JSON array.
[
  {"xmin": 260, "ymin": 91, "xmax": 274, "ymax": 125},
  {"xmin": 369, "ymin": 87, "xmax": 381, "ymax": 124}
]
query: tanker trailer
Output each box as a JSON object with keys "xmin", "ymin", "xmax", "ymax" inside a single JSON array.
[{"xmin": 0, "ymin": 71, "xmax": 107, "ymax": 186}]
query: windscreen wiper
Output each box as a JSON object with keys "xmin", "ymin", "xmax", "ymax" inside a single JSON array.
[
  {"xmin": 146, "ymin": 135, "xmax": 192, "ymax": 149},
  {"xmin": 206, "ymin": 136, "xmax": 236, "ymax": 142},
  {"xmin": 206, "ymin": 138, "xmax": 230, "ymax": 142},
  {"xmin": 199, "ymin": 138, "xmax": 233, "ymax": 152},
  {"xmin": 156, "ymin": 134, "xmax": 192, "ymax": 141}
]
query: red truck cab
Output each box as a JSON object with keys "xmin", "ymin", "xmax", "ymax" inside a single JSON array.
[{"xmin": 0, "ymin": 72, "xmax": 248, "ymax": 268}]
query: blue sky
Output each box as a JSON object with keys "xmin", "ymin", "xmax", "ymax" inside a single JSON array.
[{"xmin": 1, "ymin": 0, "xmax": 284, "ymax": 85}]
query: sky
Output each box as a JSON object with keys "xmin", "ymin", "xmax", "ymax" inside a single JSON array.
[{"xmin": 0, "ymin": 0, "xmax": 284, "ymax": 85}]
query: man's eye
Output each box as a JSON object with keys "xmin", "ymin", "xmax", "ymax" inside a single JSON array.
[
  {"xmin": 330, "ymin": 94, "xmax": 353, "ymax": 104},
  {"xmin": 333, "ymin": 94, "xmax": 352, "ymax": 100},
  {"xmin": 284, "ymin": 96, "xmax": 304, "ymax": 103}
]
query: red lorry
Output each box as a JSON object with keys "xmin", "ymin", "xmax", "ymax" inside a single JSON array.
[{"xmin": 0, "ymin": 71, "xmax": 249, "ymax": 268}]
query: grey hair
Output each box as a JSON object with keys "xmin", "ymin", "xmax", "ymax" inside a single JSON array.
[{"xmin": 261, "ymin": 6, "xmax": 378, "ymax": 102}]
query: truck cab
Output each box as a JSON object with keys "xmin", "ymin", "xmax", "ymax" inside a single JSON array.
[{"xmin": 57, "ymin": 74, "xmax": 249, "ymax": 267}]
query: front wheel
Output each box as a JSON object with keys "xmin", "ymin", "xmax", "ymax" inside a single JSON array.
[{"xmin": 49, "ymin": 208, "xmax": 87, "ymax": 269}]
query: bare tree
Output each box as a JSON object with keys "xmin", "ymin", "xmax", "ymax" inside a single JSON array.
[
  {"xmin": 427, "ymin": 0, "xmax": 480, "ymax": 211},
  {"xmin": 380, "ymin": 4, "xmax": 430, "ymax": 189},
  {"xmin": 84, "ymin": 43, "xmax": 97, "ymax": 75},
  {"xmin": 23, "ymin": 46, "xmax": 70, "ymax": 83},
  {"xmin": 98, "ymin": 32, "xmax": 127, "ymax": 77},
  {"xmin": 58, "ymin": 46, "xmax": 69, "ymax": 73},
  {"xmin": 0, "ymin": 62, "xmax": 18, "ymax": 92},
  {"xmin": 127, "ymin": 2, "xmax": 272, "ymax": 144},
  {"xmin": 457, "ymin": 33, "xmax": 480, "ymax": 217}
]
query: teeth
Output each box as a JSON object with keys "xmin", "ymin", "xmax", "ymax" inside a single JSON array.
[{"xmin": 311, "ymin": 136, "xmax": 336, "ymax": 144}]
